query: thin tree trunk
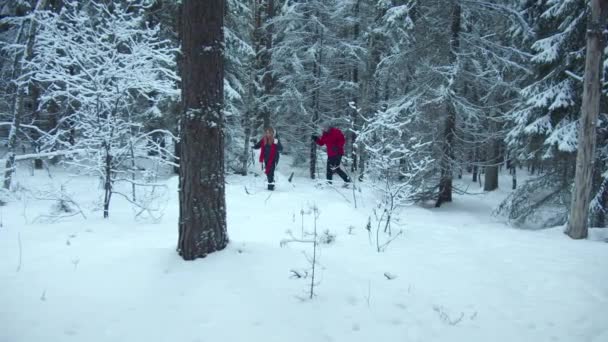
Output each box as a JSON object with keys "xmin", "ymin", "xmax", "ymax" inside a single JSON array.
[
  {"xmin": 4, "ymin": 0, "xmax": 48, "ymax": 190},
  {"xmin": 596, "ymin": 178, "xmax": 608, "ymax": 227},
  {"xmin": 129, "ymin": 138, "xmax": 137, "ymax": 202},
  {"xmin": 566, "ymin": 0, "xmax": 607, "ymax": 239},
  {"xmin": 436, "ymin": 103, "xmax": 456, "ymax": 206},
  {"xmin": 103, "ymin": 145, "xmax": 112, "ymax": 219},
  {"xmin": 239, "ymin": 0, "xmax": 262, "ymax": 176},
  {"xmin": 309, "ymin": 20, "xmax": 323, "ymax": 180},
  {"xmin": 484, "ymin": 162, "xmax": 498, "ymax": 191},
  {"xmin": 472, "ymin": 147, "xmax": 478, "ymax": 182},
  {"xmin": 349, "ymin": 0, "xmax": 361, "ymax": 173},
  {"xmin": 173, "ymin": 139, "xmax": 180, "ymax": 174},
  {"xmin": 310, "ymin": 135, "xmax": 318, "ymax": 179},
  {"xmin": 472, "ymin": 165, "xmax": 478, "ymax": 183},
  {"xmin": 309, "ymin": 57, "xmax": 320, "ymax": 180},
  {"xmin": 358, "ymin": 9, "xmax": 383, "ymax": 181},
  {"xmin": 512, "ymin": 162, "xmax": 517, "ymax": 190},
  {"xmin": 435, "ymin": 1, "xmax": 460, "ymax": 207},
  {"xmin": 178, "ymin": 0, "xmax": 228, "ymax": 260},
  {"xmin": 255, "ymin": 0, "xmax": 274, "ymax": 129},
  {"xmin": 263, "ymin": 0, "xmax": 274, "ymax": 129},
  {"xmin": 484, "ymin": 119, "xmax": 499, "ymax": 191},
  {"xmin": 239, "ymin": 109, "xmax": 253, "ymax": 176},
  {"xmin": 590, "ymin": 161, "xmax": 607, "ymax": 227}
]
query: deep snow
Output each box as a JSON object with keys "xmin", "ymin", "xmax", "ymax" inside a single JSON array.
[{"xmin": 0, "ymin": 164, "xmax": 607, "ymax": 342}]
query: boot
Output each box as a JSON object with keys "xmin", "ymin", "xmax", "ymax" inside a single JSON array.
[{"xmin": 268, "ymin": 183, "xmax": 275, "ymax": 191}]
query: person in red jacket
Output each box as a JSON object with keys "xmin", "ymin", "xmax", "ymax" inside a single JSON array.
[
  {"xmin": 253, "ymin": 127, "xmax": 283, "ymax": 190},
  {"xmin": 312, "ymin": 124, "xmax": 351, "ymax": 184}
]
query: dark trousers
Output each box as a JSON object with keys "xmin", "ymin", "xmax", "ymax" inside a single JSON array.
[
  {"xmin": 326, "ymin": 155, "xmax": 350, "ymax": 183},
  {"xmin": 265, "ymin": 162, "xmax": 276, "ymax": 190}
]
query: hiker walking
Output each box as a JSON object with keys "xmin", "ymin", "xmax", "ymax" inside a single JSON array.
[
  {"xmin": 253, "ymin": 127, "xmax": 283, "ymax": 190},
  {"xmin": 312, "ymin": 123, "xmax": 351, "ymax": 185}
]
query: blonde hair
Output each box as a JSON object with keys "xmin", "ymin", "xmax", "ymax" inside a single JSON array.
[{"xmin": 263, "ymin": 127, "xmax": 275, "ymax": 144}]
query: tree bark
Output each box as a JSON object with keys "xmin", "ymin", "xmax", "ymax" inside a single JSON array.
[
  {"xmin": 103, "ymin": 145, "xmax": 112, "ymax": 219},
  {"xmin": 472, "ymin": 165, "xmax": 478, "ymax": 183},
  {"xmin": 484, "ymin": 163, "xmax": 498, "ymax": 191},
  {"xmin": 178, "ymin": 0, "xmax": 228, "ymax": 260},
  {"xmin": 309, "ymin": 57, "xmax": 320, "ymax": 179},
  {"xmin": 239, "ymin": 109, "xmax": 253, "ymax": 176},
  {"xmin": 349, "ymin": 0, "xmax": 361, "ymax": 173},
  {"xmin": 3, "ymin": 0, "xmax": 48, "ymax": 190},
  {"xmin": 484, "ymin": 119, "xmax": 499, "ymax": 191},
  {"xmin": 254, "ymin": 0, "xmax": 274, "ymax": 130},
  {"xmin": 435, "ymin": 1, "xmax": 461, "ymax": 207},
  {"xmin": 237, "ymin": 0, "xmax": 263, "ymax": 176},
  {"xmin": 566, "ymin": 0, "xmax": 607, "ymax": 239},
  {"xmin": 511, "ymin": 162, "xmax": 517, "ymax": 190},
  {"xmin": 357, "ymin": 6, "xmax": 384, "ymax": 181},
  {"xmin": 309, "ymin": 18, "xmax": 324, "ymax": 180},
  {"xmin": 262, "ymin": 0, "xmax": 274, "ymax": 129}
]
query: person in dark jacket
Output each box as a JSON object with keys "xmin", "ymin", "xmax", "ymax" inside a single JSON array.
[
  {"xmin": 253, "ymin": 127, "xmax": 283, "ymax": 190},
  {"xmin": 312, "ymin": 124, "xmax": 351, "ymax": 184}
]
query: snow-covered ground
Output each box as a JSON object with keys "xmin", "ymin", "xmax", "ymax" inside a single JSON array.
[{"xmin": 1, "ymin": 163, "xmax": 607, "ymax": 342}]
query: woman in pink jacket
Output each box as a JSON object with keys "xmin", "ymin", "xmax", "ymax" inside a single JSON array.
[{"xmin": 312, "ymin": 125, "xmax": 351, "ymax": 185}]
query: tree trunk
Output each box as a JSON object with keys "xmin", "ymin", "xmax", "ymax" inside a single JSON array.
[
  {"xmin": 358, "ymin": 7, "xmax": 383, "ymax": 182},
  {"xmin": 173, "ymin": 139, "xmax": 180, "ymax": 174},
  {"xmin": 239, "ymin": 109, "xmax": 253, "ymax": 176},
  {"xmin": 512, "ymin": 163, "xmax": 517, "ymax": 190},
  {"xmin": 484, "ymin": 120, "xmax": 499, "ymax": 191},
  {"xmin": 178, "ymin": 0, "xmax": 228, "ymax": 260},
  {"xmin": 103, "ymin": 145, "xmax": 112, "ymax": 219},
  {"xmin": 239, "ymin": 0, "xmax": 263, "ymax": 175},
  {"xmin": 309, "ymin": 60, "xmax": 320, "ymax": 179},
  {"xmin": 484, "ymin": 163, "xmax": 498, "ymax": 191},
  {"xmin": 309, "ymin": 20, "xmax": 324, "ymax": 180},
  {"xmin": 472, "ymin": 165, "xmax": 478, "ymax": 183},
  {"xmin": 3, "ymin": 0, "xmax": 48, "ymax": 190},
  {"xmin": 436, "ymin": 103, "xmax": 455, "ymax": 206},
  {"xmin": 310, "ymin": 139, "xmax": 318, "ymax": 179},
  {"xmin": 263, "ymin": 0, "xmax": 274, "ymax": 129},
  {"xmin": 435, "ymin": 1, "xmax": 461, "ymax": 207},
  {"xmin": 591, "ymin": 163, "xmax": 607, "ymax": 227},
  {"xmin": 566, "ymin": 0, "xmax": 607, "ymax": 239},
  {"xmin": 349, "ymin": 0, "xmax": 361, "ymax": 173},
  {"xmin": 596, "ymin": 179, "xmax": 608, "ymax": 227},
  {"xmin": 254, "ymin": 0, "xmax": 274, "ymax": 130}
]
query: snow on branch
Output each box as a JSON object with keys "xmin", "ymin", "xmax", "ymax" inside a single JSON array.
[
  {"xmin": 462, "ymin": 0, "xmax": 534, "ymax": 38},
  {"xmin": 22, "ymin": 0, "xmax": 179, "ymax": 219}
]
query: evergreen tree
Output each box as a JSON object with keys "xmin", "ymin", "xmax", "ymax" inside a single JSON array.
[{"xmin": 177, "ymin": 0, "xmax": 228, "ymax": 260}]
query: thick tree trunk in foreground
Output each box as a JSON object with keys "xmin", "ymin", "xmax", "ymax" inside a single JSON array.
[
  {"xmin": 177, "ymin": 0, "xmax": 228, "ymax": 260},
  {"xmin": 566, "ymin": 0, "xmax": 607, "ymax": 239}
]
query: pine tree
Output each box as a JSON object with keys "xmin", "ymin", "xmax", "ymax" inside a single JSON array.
[
  {"xmin": 2, "ymin": 0, "xmax": 48, "ymax": 190},
  {"xmin": 224, "ymin": 0, "xmax": 254, "ymax": 175},
  {"xmin": 500, "ymin": 0, "xmax": 608, "ymax": 228},
  {"xmin": 507, "ymin": 0, "xmax": 586, "ymax": 165},
  {"xmin": 566, "ymin": 0, "xmax": 608, "ymax": 239},
  {"xmin": 269, "ymin": 0, "xmax": 363, "ymax": 176},
  {"xmin": 177, "ymin": 0, "xmax": 228, "ymax": 260}
]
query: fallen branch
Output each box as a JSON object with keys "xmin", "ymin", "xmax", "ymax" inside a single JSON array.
[{"xmin": 0, "ymin": 148, "xmax": 89, "ymax": 164}]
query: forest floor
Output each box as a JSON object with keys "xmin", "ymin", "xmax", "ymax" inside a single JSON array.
[{"xmin": 0, "ymin": 162, "xmax": 607, "ymax": 342}]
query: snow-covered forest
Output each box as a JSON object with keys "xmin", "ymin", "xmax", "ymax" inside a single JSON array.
[{"xmin": 1, "ymin": 0, "xmax": 607, "ymax": 341}]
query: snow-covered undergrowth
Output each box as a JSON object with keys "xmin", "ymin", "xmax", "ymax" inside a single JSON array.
[{"xmin": 0, "ymin": 163, "xmax": 607, "ymax": 342}]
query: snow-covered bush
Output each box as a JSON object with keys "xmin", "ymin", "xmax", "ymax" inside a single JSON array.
[
  {"xmin": 354, "ymin": 99, "xmax": 433, "ymax": 248},
  {"xmin": 495, "ymin": 172, "xmax": 571, "ymax": 229},
  {"xmin": 29, "ymin": 0, "xmax": 179, "ymax": 218}
]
